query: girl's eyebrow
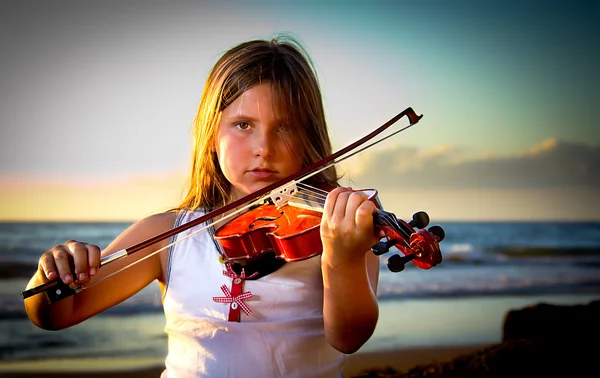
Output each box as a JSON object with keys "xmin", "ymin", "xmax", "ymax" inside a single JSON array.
[{"xmin": 221, "ymin": 113, "xmax": 260, "ymax": 122}]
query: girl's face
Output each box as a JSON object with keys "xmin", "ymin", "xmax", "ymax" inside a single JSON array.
[{"xmin": 216, "ymin": 82, "xmax": 304, "ymax": 202}]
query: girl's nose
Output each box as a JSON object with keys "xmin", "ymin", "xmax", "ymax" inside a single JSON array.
[{"xmin": 252, "ymin": 131, "xmax": 274, "ymax": 158}]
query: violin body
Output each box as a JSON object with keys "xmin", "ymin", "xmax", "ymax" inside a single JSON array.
[{"xmin": 214, "ymin": 203, "xmax": 323, "ymax": 262}]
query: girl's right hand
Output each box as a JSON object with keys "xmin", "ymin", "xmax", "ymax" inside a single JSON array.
[{"xmin": 38, "ymin": 240, "xmax": 101, "ymax": 285}]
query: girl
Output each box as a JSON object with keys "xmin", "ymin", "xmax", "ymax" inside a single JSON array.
[{"xmin": 24, "ymin": 34, "xmax": 381, "ymax": 378}]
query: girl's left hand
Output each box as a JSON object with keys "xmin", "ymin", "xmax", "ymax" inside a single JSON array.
[{"xmin": 320, "ymin": 187, "xmax": 381, "ymax": 267}]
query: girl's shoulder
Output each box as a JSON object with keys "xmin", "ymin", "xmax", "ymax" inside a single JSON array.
[
  {"xmin": 124, "ymin": 211, "xmax": 180, "ymax": 283},
  {"xmin": 133, "ymin": 210, "xmax": 179, "ymax": 231},
  {"xmin": 111, "ymin": 211, "xmax": 179, "ymax": 253}
]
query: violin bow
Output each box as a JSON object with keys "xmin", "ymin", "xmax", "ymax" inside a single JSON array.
[{"xmin": 21, "ymin": 107, "xmax": 423, "ymax": 302}]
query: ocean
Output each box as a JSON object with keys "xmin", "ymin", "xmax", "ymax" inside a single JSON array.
[{"xmin": 1, "ymin": 220, "xmax": 599, "ymax": 370}]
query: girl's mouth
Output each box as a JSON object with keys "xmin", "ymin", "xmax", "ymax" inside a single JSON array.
[{"xmin": 249, "ymin": 170, "xmax": 276, "ymax": 179}]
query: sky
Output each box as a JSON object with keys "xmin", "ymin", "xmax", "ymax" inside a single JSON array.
[{"xmin": 0, "ymin": 0, "xmax": 598, "ymax": 222}]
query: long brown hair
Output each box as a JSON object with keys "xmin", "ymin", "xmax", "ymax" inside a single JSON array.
[{"xmin": 177, "ymin": 34, "xmax": 339, "ymax": 212}]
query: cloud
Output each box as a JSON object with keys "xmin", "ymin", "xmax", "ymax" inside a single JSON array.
[{"xmin": 341, "ymin": 138, "xmax": 600, "ymax": 190}]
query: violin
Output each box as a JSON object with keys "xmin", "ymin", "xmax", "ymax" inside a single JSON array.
[
  {"xmin": 21, "ymin": 107, "xmax": 444, "ymax": 303},
  {"xmin": 214, "ymin": 184, "xmax": 444, "ymax": 272}
]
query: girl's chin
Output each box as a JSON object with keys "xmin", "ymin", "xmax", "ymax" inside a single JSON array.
[
  {"xmin": 231, "ymin": 184, "xmax": 267, "ymax": 201},
  {"xmin": 229, "ymin": 185, "xmax": 269, "ymax": 202}
]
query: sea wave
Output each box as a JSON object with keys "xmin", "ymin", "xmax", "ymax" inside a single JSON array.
[{"xmin": 4, "ymin": 244, "xmax": 599, "ymax": 281}]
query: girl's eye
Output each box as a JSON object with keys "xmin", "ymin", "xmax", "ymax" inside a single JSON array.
[{"xmin": 235, "ymin": 122, "xmax": 251, "ymax": 130}]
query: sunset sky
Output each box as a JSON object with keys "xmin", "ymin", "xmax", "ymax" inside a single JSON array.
[{"xmin": 0, "ymin": 0, "xmax": 598, "ymax": 222}]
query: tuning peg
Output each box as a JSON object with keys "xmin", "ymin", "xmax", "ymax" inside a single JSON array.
[
  {"xmin": 409, "ymin": 211, "xmax": 429, "ymax": 229},
  {"xmin": 387, "ymin": 253, "xmax": 416, "ymax": 273},
  {"xmin": 428, "ymin": 225, "xmax": 445, "ymax": 242},
  {"xmin": 371, "ymin": 238, "xmax": 400, "ymax": 256}
]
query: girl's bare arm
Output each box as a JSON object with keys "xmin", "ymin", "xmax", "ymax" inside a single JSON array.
[
  {"xmin": 320, "ymin": 188, "xmax": 380, "ymax": 354},
  {"xmin": 24, "ymin": 211, "xmax": 176, "ymax": 330}
]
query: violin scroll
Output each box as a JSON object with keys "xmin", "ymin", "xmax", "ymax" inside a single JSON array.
[{"xmin": 372, "ymin": 210, "xmax": 444, "ymax": 273}]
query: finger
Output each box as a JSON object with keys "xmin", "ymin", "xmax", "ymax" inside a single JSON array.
[
  {"xmin": 346, "ymin": 191, "xmax": 369, "ymax": 217},
  {"xmin": 323, "ymin": 187, "xmax": 348, "ymax": 218},
  {"xmin": 69, "ymin": 241, "xmax": 91, "ymax": 283},
  {"xmin": 355, "ymin": 199, "xmax": 377, "ymax": 231},
  {"xmin": 332, "ymin": 190, "xmax": 352, "ymax": 220},
  {"xmin": 86, "ymin": 243, "xmax": 101, "ymax": 277},
  {"xmin": 39, "ymin": 252, "xmax": 59, "ymax": 281},
  {"xmin": 52, "ymin": 245, "xmax": 74, "ymax": 284}
]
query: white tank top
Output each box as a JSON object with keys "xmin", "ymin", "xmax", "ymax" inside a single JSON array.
[{"xmin": 161, "ymin": 210, "xmax": 345, "ymax": 378}]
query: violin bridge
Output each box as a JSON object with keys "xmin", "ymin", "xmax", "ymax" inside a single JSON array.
[{"xmin": 269, "ymin": 181, "xmax": 298, "ymax": 208}]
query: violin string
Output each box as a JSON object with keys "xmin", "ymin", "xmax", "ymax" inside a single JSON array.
[
  {"xmin": 296, "ymin": 183, "xmax": 329, "ymax": 197},
  {"xmin": 295, "ymin": 183, "xmax": 328, "ymax": 194},
  {"xmin": 295, "ymin": 183, "xmax": 328, "ymax": 205}
]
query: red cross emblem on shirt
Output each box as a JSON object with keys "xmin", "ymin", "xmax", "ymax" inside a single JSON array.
[{"xmin": 212, "ymin": 263, "xmax": 257, "ymax": 322}]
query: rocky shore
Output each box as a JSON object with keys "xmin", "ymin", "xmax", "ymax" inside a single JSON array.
[{"xmin": 352, "ymin": 300, "xmax": 600, "ymax": 378}]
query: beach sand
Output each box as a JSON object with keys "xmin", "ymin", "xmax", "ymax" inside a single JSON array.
[
  {"xmin": 344, "ymin": 344, "xmax": 490, "ymax": 377},
  {"xmin": 0, "ymin": 344, "xmax": 489, "ymax": 378},
  {"xmin": 3, "ymin": 295, "xmax": 597, "ymax": 377}
]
